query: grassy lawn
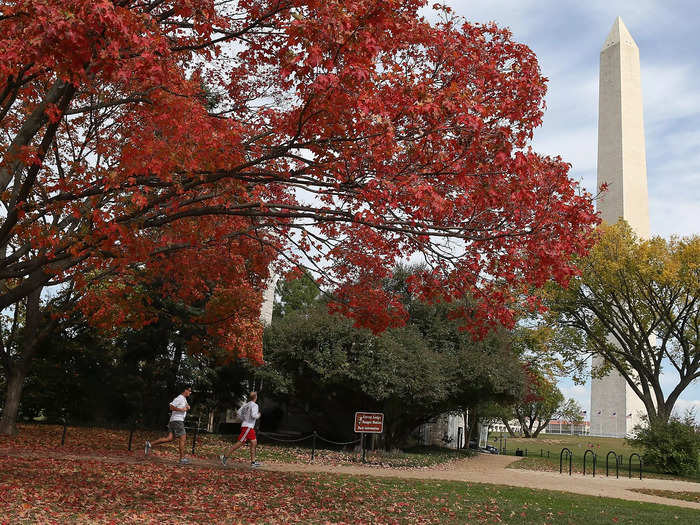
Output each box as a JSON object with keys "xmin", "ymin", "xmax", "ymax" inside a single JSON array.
[
  {"xmin": 631, "ymin": 489, "xmax": 700, "ymax": 504},
  {"xmin": 1, "ymin": 453, "xmax": 699, "ymax": 524},
  {"xmin": 0, "ymin": 424, "xmax": 471, "ymax": 468},
  {"xmin": 490, "ymin": 433, "xmax": 700, "ymax": 482}
]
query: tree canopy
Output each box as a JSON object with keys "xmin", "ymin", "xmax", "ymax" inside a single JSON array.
[
  {"xmin": 1, "ymin": 1, "xmax": 598, "ymax": 435},
  {"xmin": 0, "ymin": 0, "xmax": 597, "ymax": 352},
  {"xmin": 546, "ymin": 221, "xmax": 700, "ymax": 424}
]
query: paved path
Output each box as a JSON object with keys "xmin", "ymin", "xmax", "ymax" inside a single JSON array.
[
  {"xmin": 264, "ymin": 454, "xmax": 700, "ymax": 511},
  {"xmin": 3, "ymin": 449, "xmax": 699, "ymax": 511}
]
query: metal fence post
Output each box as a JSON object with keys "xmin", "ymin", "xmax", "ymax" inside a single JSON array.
[
  {"xmin": 606, "ymin": 451, "xmax": 618, "ymax": 478},
  {"xmin": 191, "ymin": 417, "xmax": 200, "ymax": 455},
  {"xmin": 560, "ymin": 448, "xmax": 572, "ymax": 475},
  {"xmin": 629, "ymin": 453, "xmax": 642, "ymax": 480},
  {"xmin": 61, "ymin": 419, "xmax": 67, "ymax": 446},
  {"xmin": 311, "ymin": 431, "xmax": 317, "ymax": 461},
  {"xmin": 128, "ymin": 427, "xmax": 134, "ymax": 451},
  {"xmin": 361, "ymin": 433, "xmax": 366, "ymax": 463},
  {"xmin": 584, "ymin": 449, "xmax": 596, "ymax": 476}
]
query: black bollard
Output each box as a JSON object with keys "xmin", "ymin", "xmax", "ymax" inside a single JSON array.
[
  {"xmin": 311, "ymin": 431, "xmax": 317, "ymax": 461},
  {"xmin": 191, "ymin": 418, "xmax": 200, "ymax": 455}
]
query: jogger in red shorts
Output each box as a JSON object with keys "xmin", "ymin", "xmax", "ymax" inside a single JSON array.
[{"xmin": 220, "ymin": 391, "xmax": 262, "ymax": 468}]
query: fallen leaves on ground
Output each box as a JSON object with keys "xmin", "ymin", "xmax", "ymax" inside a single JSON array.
[
  {"xmin": 0, "ymin": 424, "xmax": 469, "ymax": 469},
  {"xmin": 0, "ymin": 454, "xmax": 491, "ymax": 524}
]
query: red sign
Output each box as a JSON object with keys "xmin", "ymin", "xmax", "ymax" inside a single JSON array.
[{"xmin": 354, "ymin": 412, "xmax": 384, "ymax": 433}]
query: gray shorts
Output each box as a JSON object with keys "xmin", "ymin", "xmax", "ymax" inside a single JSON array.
[{"xmin": 168, "ymin": 420, "xmax": 186, "ymax": 437}]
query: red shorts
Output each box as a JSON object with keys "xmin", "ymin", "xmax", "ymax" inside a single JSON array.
[{"xmin": 238, "ymin": 426, "xmax": 256, "ymax": 443}]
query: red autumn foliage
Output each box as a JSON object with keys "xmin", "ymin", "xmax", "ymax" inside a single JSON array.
[{"xmin": 0, "ymin": 1, "xmax": 598, "ymax": 362}]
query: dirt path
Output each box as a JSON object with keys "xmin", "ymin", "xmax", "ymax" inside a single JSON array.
[{"xmin": 3, "ymin": 448, "xmax": 699, "ymax": 511}]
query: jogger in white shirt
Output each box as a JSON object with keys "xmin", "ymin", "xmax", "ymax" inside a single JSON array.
[
  {"xmin": 144, "ymin": 385, "xmax": 192, "ymax": 464},
  {"xmin": 220, "ymin": 391, "xmax": 262, "ymax": 468}
]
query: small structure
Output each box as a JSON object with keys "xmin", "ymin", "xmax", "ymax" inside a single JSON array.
[
  {"xmin": 418, "ymin": 413, "xmax": 466, "ymax": 449},
  {"xmin": 543, "ymin": 419, "xmax": 590, "ymax": 436},
  {"xmin": 489, "ymin": 420, "xmax": 522, "ymax": 435}
]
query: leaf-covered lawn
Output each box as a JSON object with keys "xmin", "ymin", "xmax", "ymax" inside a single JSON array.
[
  {"xmin": 1, "ymin": 454, "xmax": 699, "ymax": 524},
  {"xmin": 0, "ymin": 424, "xmax": 470, "ymax": 469}
]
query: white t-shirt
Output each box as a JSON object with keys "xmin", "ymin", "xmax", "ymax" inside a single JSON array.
[
  {"xmin": 237, "ymin": 401, "xmax": 260, "ymax": 428},
  {"xmin": 169, "ymin": 394, "xmax": 188, "ymax": 422}
]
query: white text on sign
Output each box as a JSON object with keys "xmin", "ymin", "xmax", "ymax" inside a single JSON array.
[{"xmin": 354, "ymin": 412, "xmax": 384, "ymax": 433}]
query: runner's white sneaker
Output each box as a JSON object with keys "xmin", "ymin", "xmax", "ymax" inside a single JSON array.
[
  {"xmin": 220, "ymin": 454, "xmax": 227, "ymax": 466},
  {"xmin": 250, "ymin": 461, "xmax": 262, "ymax": 468},
  {"xmin": 179, "ymin": 457, "xmax": 190, "ymax": 465}
]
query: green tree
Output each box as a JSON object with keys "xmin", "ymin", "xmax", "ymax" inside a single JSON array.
[
  {"xmin": 628, "ymin": 412, "xmax": 700, "ymax": 476},
  {"xmin": 272, "ymin": 272, "xmax": 320, "ymax": 319},
  {"xmin": 503, "ymin": 370, "xmax": 564, "ymax": 438},
  {"xmin": 546, "ymin": 221, "xmax": 700, "ymax": 425},
  {"xmin": 260, "ymin": 266, "xmax": 525, "ymax": 449}
]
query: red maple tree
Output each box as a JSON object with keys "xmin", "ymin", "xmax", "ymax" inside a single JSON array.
[{"xmin": 0, "ymin": 1, "xmax": 598, "ymax": 434}]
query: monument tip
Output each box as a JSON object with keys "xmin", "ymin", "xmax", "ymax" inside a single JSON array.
[{"xmin": 602, "ymin": 16, "xmax": 637, "ymax": 51}]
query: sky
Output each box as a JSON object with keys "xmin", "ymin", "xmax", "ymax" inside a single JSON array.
[{"xmin": 438, "ymin": 0, "xmax": 700, "ymax": 419}]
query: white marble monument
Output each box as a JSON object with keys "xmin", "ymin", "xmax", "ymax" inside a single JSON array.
[
  {"xmin": 590, "ymin": 17, "xmax": 648, "ymax": 438},
  {"xmin": 260, "ymin": 274, "xmax": 278, "ymax": 326}
]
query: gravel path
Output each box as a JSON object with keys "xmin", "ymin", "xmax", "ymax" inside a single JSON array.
[{"xmin": 3, "ymin": 448, "xmax": 699, "ymax": 511}]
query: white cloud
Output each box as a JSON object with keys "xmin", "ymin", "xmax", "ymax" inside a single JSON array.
[
  {"xmin": 672, "ymin": 399, "xmax": 700, "ymax": 421},
  {"xmin": 559, "ymin": 382, "xmax": 591, "ymax": 415},
  {"xmin": 441, "ymin": 1, "xmax": 700, "ymax": 239}
]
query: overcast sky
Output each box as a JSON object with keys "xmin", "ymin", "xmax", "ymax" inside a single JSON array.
[{"xmin": 438, "ymin": 0, "xmax": 700, "ymax": 419}]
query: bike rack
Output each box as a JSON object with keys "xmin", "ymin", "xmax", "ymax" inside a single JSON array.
[
  {"xmin": 559, "ymin": 447, "xmax": 572, "ymax": 476},
  {"xmin": 606, "ymin": 451, "xmax": 619, "ymax": 478},
  {"xmin": 629, "ymin": 453, "xmax": 643, "ymax": 480},
  {"xmin": 583, "ymin": 449, "xmax": 596, "ymax": 477}
]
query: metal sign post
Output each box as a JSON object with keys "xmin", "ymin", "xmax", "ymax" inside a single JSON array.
[
  {"xmin": 354, "ymin": 412, "xmax": 384, "ymax": 463},
  {"xmin": 354, "ymin": 412, "xmax": 384, "ymax": 434}
]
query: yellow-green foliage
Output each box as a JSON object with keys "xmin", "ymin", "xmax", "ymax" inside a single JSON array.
[{"xmin": 546, "ymin": 220, "xmax": 700, "ymax": 423}]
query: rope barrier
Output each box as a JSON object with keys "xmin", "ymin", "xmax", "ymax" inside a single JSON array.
[
  {"xmin": 49, "ymin": 422, "xmax": 360, "ymax": 458},
  {"xmin": 257, "ymin": 432, "xmax": 314, "ymax": 443},
  {"xmin": 315, "ymin": 435, "xmax": 361, "ymax": 446}
]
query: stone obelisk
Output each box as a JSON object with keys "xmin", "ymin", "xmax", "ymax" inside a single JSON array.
[{"xmin": 590, "ymin": 17, "xmax": 649, "ymax": 437}]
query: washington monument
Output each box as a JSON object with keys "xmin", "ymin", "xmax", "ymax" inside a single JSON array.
[{"xmin": 590, "ymin": 17, "xmax": 648, "ymax": 437}]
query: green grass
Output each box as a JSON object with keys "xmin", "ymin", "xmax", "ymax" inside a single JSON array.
[
  {"xmin": 489, "ymin": 433, "xmax": 700, "ymax": 481},
  {"xmin": 1, "ymin": 453, "xmax": 699, "ymax": 523},
  {"xmin": 631, "ymin": 489, "xmax": 700, "ymax": 504}
]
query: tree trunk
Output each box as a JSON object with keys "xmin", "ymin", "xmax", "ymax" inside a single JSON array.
[
  {"xmin": 531, "ymin": 419, "xmax": 549, "ymax": 438},
  {"xmin": 0, "ymin": 366, "xmax": 27, "ymax": 435},
  {"xmin": 501, "ymin": 418, "xmax": 517, "ymax": 437},
  {"xmin": 467, "ymin": 407, "xmax": 479, "ymax": 443},
  {"xmin": 462, "ymin": 410, "xmax": 469, "ymax": 447},
  {"xmin": 0, "ymin": 288, "xmax": 52, "ymax": 435}
]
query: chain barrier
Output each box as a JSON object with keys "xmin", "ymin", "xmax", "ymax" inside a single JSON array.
[
  {"xmin": 257, "ymin": 432, "xmax": 314, "ymax": 443},
  {"xmin": 315, "ymin": 435, "xmax": 362, "ymax": 446},
  {"xmin": 41, "ymin": 422, "xmax": 370, "ymax": 463}
]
